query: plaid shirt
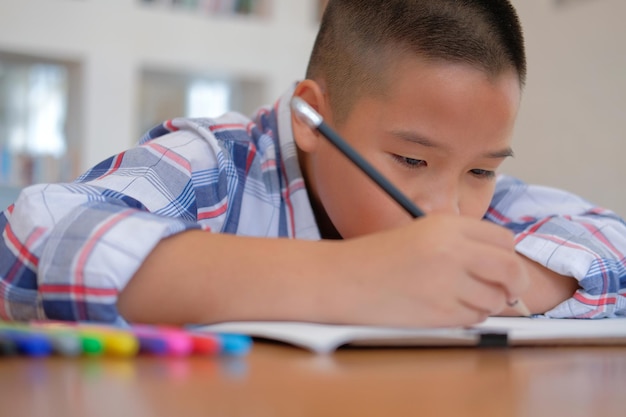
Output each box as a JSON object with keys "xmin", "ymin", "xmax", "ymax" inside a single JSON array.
[{"xmin": 1, "ymin": 88, "xmax": 625, "ymax": 324}]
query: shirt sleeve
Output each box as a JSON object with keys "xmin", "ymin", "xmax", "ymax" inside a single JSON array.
[
  {"xmin": 0, "ymin": 131, "xmax": 212, "ymax": 324},
  {"xmin": 486, "ymin": 175, "xmax": 626, "ymax": 318}
]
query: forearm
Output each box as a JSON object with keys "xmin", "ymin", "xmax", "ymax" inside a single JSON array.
[
  {"xmin": 500, "ymin": 254, "xmax": 579, "ymax": 316},
  {"xmin": 117, "ymin": 216, "xmax": 532, "ymax": 328},
  {"xmin": 117, "ymin": 230, "xmax": 347, "ymax": 325},
  {"xmin": 489, "ymin": 175, "xmax": 626, "ymax": 318}
]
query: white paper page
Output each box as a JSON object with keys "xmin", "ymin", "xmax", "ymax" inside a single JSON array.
[
  {"xmin": 476, "ymin": 317, "xmax": 626, "ymax": 345},
  {"xmin": 199, "ymin": 321, "xmax": 481, "ymax": 353},
  {"xmin": 197, "ymin": 317, "xmax": 626, "ymax": 353}
]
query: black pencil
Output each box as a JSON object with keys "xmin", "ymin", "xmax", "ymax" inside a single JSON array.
[{"xmin": 290, "ymin": 96, "xmax": 424, "ymax": 218}]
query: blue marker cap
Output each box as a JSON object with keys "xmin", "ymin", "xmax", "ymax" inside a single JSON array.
[
  {"xmin": 218, "ymin": 333, "xmax": 253, "ymax": 356},
  {"xmin": 1, "ymin": 329, "xmax": 53, "ymax": 357}
]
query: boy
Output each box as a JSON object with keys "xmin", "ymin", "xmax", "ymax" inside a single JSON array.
[{"xmin": 1, "ymin": 0, "xmax": 624, "ymax": 327}]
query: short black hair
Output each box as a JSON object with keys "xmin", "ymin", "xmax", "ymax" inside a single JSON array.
[{"xmin": 306, "ymin": 0, "xmax": 526, "ymax": 124}]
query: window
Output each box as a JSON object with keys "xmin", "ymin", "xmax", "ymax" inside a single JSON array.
[
  {"xmin": 138, "ymin": 68, "xmax": 265, "ymax": 137},
  {"xmin": 0, "ymin": 52, "xmax": 79, "ymax": 187}
]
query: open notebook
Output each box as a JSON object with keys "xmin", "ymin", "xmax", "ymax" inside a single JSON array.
[{"xmin": 193, "ymin": 317, "xmax": 626, "ymax": 354}]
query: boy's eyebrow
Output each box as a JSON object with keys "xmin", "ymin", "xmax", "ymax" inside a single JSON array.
[{"xmin": 390, "ymin": 130, "xmax": 514, "ymax": 159}]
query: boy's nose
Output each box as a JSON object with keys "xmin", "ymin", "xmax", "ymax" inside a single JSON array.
[{"xmin": 416, "ymin": 187, "xmax": 461, "ymax": 216}]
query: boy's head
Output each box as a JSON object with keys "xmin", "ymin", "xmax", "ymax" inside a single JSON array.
[
  {"xmin": 306, "ymin": 0, "xmax": 526, "ymax": 125},
  {"xmin": 292, "ymin": 0, "xmax": 526, "ymax": 239}
]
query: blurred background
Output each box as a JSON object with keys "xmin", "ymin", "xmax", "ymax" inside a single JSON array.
[{"xmin": 0, "ymin": 0, "xmax": 624, "ymax": 217}]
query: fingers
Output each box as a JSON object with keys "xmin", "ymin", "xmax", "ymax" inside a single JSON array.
[
  {"xmin": 425, "ymin": 215, "xmax": 530, "ymax": 320},
  {"xmin": 463, "ymin": 240, "xmax": 529, "ymax": 301},
  {"xmin": 346, "ymin": 215, "xmax": 530, "ymax": 328},
  {"xmin": 457, "ymin": 270, "xmax": 514, "ymax": 316},
  {"xmin": 460, "ymin": 217, "xmax": 517, "ymax": 251}
]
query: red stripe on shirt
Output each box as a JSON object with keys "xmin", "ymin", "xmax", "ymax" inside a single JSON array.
[
  {"xmin": 261, "ymin": 160, "xmax": 277, "ymax": 170},
  {"xmin": 514, "ymin": 217, "xmax": 553, "ymax": 244},
  {"xmin": 73, "ymin": 210, "xmax": 135, "ymax": 319},
  {"xmin": 246, "ymin": 121, "xmax": 255, "ymax": 135},
  {"xmin": 486, "ymin": 206, "xmax": 512, "ymax": 223},
  {"xmin": 573, "ymin": 291, "xmax": 617, "ymax": 307},
  {"xmin": 246, "ymin": 144, "xmax": 257, "ymax": 174},
  {"xmin": 100, "ymin": 152, "xmax": 125, "ymax": 179},
  {"xmin": 288, "ymin": 179, "xmax": 306, "ymax": 194},
  {"xmin": 209, "ymin": 123, "xmax": 246, "ymax": 132},
  {"xmin": 1, "ymin": 225, "xmax": 45, "ymax": 318},
  {"xmin": 280, "ymin": 171, "xmax": 296, "ymax": 238},
  {"xmin": 198, "ymin": 202, "xmax": 228, "ymax": 220},
  {"xmin": 580, "ymin": 222, "xmax": 625, "ymax": 262},
  {"xmin": 40, "ymin": 284, "xmax": 118, "ymax": 297},
  {"xmin": 4, "ymin": 224, "xmax": 42, "ymax": 270},
  {"xmin": 165, "ymin": 119, "xmax": 179, "ymax": 132},
  {"xmin": 146, "ymin": 142, "xmax": 192, "ymax": 172}
]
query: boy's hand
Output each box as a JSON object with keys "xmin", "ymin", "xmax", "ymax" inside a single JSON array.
[
  {"xmin": 119, "ymin": 215, "xmax": 532, "ymax": 328},
  {"xmin": 330, "ymin": 214, "xmax": 530, "ymax": 328},
  {"xmin": 500, "ymin": 255, "xmax": 579, "ymax": 316}
]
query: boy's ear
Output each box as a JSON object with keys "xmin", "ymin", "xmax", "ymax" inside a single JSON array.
[{"xmin": 291, "ymin": 80, "xmax": 329, "ymax": 153}]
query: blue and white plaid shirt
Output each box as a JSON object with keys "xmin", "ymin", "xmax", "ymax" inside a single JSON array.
[{"xmin": 1, "ymin": 87, "xmax": 625, "ymax": 324}]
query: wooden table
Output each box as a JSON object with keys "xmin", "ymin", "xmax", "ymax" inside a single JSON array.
[{"xmin": 1, "ymin": 341, "xmax": 625, "ymax": 417}]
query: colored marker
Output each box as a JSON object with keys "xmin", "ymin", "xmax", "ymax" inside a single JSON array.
[
  {"xmin": 185, "ymin": 325, "xmax": 254, "ymax": 356},
  {"xmin": 33, "ymin": 322, "xmax": 106, "ymax": 356},
  {"xmin": 187, "ymin": 332, "xmax": 221, "ymax": 355},
  {"xmin": 81, "ymin": 325, "xmax": 139, "ymax": 357},
  {"xmin": 71, "ymin": 330, "xmax": 105, "ymax": 356},
  {"xmin": 134, "ymin": 331, "xmax": 169, "ymax": 355},
  {"xmin": 132, "ymin": 325, "xmax": 192, "ymax": 356},
  {"xmin": 0, "ymin": 334, "xmax": 17, "ymax": 356},
  {"xmin": 0, "ymin": 328, "xmax": 53, "ymax": 357},
  {"xmin": 217, "ymin": 333, "xmax": 253, "ymax": 356},
  {"xmin": 40, "ymin": 328, "xmax": 83, "ymax": 357}
]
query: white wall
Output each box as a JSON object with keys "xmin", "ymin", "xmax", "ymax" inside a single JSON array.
[
  {"xmin": 0, "ymin": 0, "xmax": 318, "ymax": 172},
  {"xmin": 1, "ymin": 0, "xmax": 624, "ymax": 217},
  {"xmin": 507, "ymin": 0, "xmax": 626, "ymax": 217}
]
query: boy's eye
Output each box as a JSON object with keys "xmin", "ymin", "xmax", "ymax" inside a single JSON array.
[
  {"xmin": 392, "ymin": 154, "xmax": 427, "ymax": 169},
  {"xmin": 469, "ymin": 169, "xmax": 496, "ymax": 179}
]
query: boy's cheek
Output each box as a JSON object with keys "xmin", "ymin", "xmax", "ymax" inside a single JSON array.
[
  {"xmin": 336, "ymin": 198, "xmax": 416, "ymax": 238},
  {"xmin": 459, "ymin": 186, "xmax": 498, "ymax": 219}
]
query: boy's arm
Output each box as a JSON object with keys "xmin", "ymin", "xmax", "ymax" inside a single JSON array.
[
  {"xmin": 488, "ymin": 175, "xmax": 626, "ymax": 318},
  {"xmin": 0, "ymin": 181, "xmax": 203, "ymax": 323},
  {"xmin": 0, "ymin": 127, "xmax": 210, "ymax": 323},
  {"xmin": 117, "ymin": 215, "xmax": 530, "ymax": 327},
  {"xmin": 500, "ymin": 256, "xmax": 580, "ymax": 315},
  {"xmin": 0, "ymin": 130, "xmax": 527, "ymax": 326}
]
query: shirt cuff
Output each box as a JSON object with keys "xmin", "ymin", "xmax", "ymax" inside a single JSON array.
[{"xmin": 38, "ymin": 201, "xmax": 202, "ymax": 323}]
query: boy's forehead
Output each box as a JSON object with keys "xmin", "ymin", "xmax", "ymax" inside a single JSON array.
[
  {"xmin": 341, "ymin": 60, "xmax": 520, "ymax": 150},
  {"xmin": 394, "ymin": 54, "xmax": 520, "ymax": 85},
  {"xmin": 326, "ymin": 56, "xmax": 521, "ymax": 150},
  {"xmin": 358, "ymin": 56, "xmax": 521, "ymax": 108}
]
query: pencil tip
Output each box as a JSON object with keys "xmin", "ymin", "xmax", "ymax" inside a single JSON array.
[{"xmin": 508, "ymin": 299, "xmax": 532, "ymax": 317}]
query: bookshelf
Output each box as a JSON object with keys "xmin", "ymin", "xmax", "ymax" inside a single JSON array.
[
  {"xmin": 0, "ymin": 0, "xmax": 319, "ymax": 189},
  {"xmin": 138, "ymin": 0, "xmax": 272, "ymax": 18}
]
